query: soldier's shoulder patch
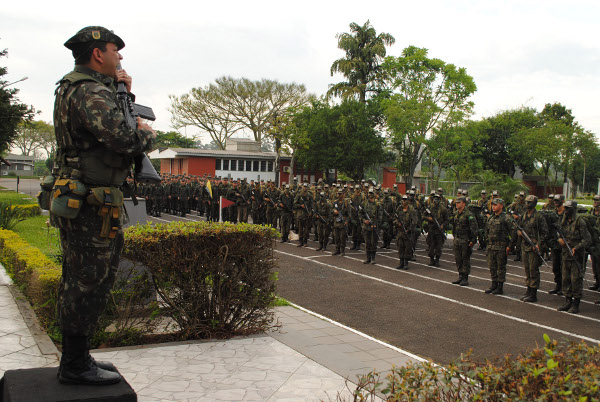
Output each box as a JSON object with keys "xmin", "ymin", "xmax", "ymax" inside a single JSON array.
[{"xmin": 468, "ymin": 215, "xmax": 474, "ymax": 220}]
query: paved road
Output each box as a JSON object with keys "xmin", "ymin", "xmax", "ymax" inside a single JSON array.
[
  {"xmin": 147, "ymin": 210, "xmax": 600, "ymax": 365},
  {"xmin": 0, "ymin": 178, "xmax": 40, "ymax": 197}
]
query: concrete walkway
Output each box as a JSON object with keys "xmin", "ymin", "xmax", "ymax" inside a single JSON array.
[{"xmin": 0, "ymin": 261, "xmax": 421, "ymax": 401}]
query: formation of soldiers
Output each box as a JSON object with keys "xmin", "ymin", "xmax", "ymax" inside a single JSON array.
[{"xmin": 139, "ymin": 175, "xmax": 600, "ymax": 314}]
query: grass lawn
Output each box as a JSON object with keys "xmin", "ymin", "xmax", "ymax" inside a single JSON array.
[
  {"xmin": 0, "ymin": 189, "xmax": 37, "ymax": 205},
  {"xmin": 12, "ymin": 214, "xmax": 61, "ymax": 263}
]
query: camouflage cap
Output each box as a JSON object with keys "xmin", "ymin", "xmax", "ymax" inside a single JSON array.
[
  {"xmin": 437, "ymin": 187, "xmax": 443, "ymax": 193},
  {"xmin": 525, "ymin": 195, "xmax": 538, "ymax": 203},
  {"xmin": 64, "ymin": 26, "xmax": 125, "ymax": 51},
  {"xmin": 594, "ymin": 195, "xmax": 600, "ymax": 201},
  {"xmin": 481, "ymin": 190, "xmax": 487, "ymax": 194},
  {"xmin": 548, "ymin": 194, "xmax": 554, "ymax": 199},
  {"xmin": 491, "ymin": 190, "xmax": 499, "ymax": 196},
  {"xmin": 492, "ymin": 198, "xmax": 504, "ymax": 205},
  {"xmin": 455, "ymin": 196, "xmax": 467, "ymax": 203},
  {"xmin": 519, "ymin": 191, "xmax": 526, "ymax": 197},
  {"xmin": 337, "ymin": 188, "xmax": 344, "ymax": 193},
  {"xmin": 564, "ymin": 200, "xmax": 578, "ymax": 208}
]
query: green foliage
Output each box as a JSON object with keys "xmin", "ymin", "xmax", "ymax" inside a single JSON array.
[
  {"xmin": 293, "ymin": 100, "xmax": 386, "ymax": 181},
  {"xmin": 0, "ymin": 47, "xmax": 36, "ymax": 154},
  {"xmin": 472, "ymin": 107, "xmax": 539, "ymax": 177},
  {"xmin": 328, "ymin": 20, "xmax": 395, "ymax": 103},
  {"xmin": 381, "ymin": 46, "xmax": 476, "ymax": 187},
  {"xmin": 0, "ymin": 201, "xmax": 27, "ymax": 230},
  {"xmin": 123, "ymin": 221, "xmax": 280, "ymax": 339},
  {"xmin": 34, "ymin": 160, "xmax": 50, "ymax": 176},
  {"xmin": 468, "ymin": 170, "xmax": 528, "ymax": 203},
  {"xmin": 10, "ymin": 214, "xmax": 60, "ymax": 263},
  {"xmin": 0, "ymin": 189, "xmax": 37, "ymax": 205},
  {"xmin": 153, "ymin": 130, "xmax": 197, "ymax": 149},
  {"xmin": 352, "ymin": 335, "xmax": 600, "ymax": 401},
  {"xmin": 12, "ymin": 120, "xmax": 54, "ymax": 157}
]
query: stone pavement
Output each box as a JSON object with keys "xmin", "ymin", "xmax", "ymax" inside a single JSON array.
[{"xmin": 0, "ymin": 261, "xmax": 422, "ymax": 401}]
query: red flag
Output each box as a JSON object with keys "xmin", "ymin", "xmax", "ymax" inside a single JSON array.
[{"xmin": 220, "ymin": 197, "xmax": 235, "ymax": 209}]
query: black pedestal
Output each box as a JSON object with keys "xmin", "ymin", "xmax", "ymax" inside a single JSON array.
[{"xmin": 1, "ymin": 367, "xmax": 136, "ymax": 402}]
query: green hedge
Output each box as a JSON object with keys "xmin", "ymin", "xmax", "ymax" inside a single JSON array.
[
  {"xmin": 0, "ymin": 229, "xmax": 61, "ymax": 328},
  {"xmin": 353, "ymin": 334, "xmax": 600, "ymax": 401},
  {"xmin": 123, "ymin": 221, "xmax": 280, "ymax": 339}
]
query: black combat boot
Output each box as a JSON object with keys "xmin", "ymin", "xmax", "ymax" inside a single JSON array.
[
  {"xmin": 568, "ymin": 298, "xmax": 580, "ymax": 314},
  {"xmin": 459, "ymin": 275, "xmax": 469, "ymax": 286},
  {"xmin": 434, "ymin": 256, "xmax": 440, "ymax": 266},
  {"xmin": 520, "ymin": 287, "xmax": 531, "ymax": 301},
  {"xmin": 297, "ymin": 238, "xmax": 304, "ymax": 247},
  {"xmin": 558, "ymin": 296, "xmax": 573, "ymax": 311},
  {"xmin": 341, "ymin": 247, "xmax": 345, "ymax": 256},
  {"xmin": 363, "ymin": 253, "xmax": 371, "ymax": 264},
  {"xmin": 514, "ymin": 254, "xmax": 521, "ymax": 262},
  {"xmin": 350, "ymin": 241, "xmax": 357, "ymax": 250},
  {"xmin": 396, "ymin": 258, "xmax": 405, "ymax": 270},
  {"xmin": 58, "ymin": 336, "xmax": 121, "ymax": 385},
  {"xmin": 332, "ymin": 247, "xmax": 340, "ymax": 256},
  {"xmin": 428, "ymin": 257, "xmax": 435, "ymax": 266},
  {"xmin": 492, "ymin": 282, "xmax": 504, "ymax": 295},
  {"xmin": 322, "ymin": 242, "xmax": 327, "ymax": 251},
  {"xmin": 452, "ymin": 275, "xmax": 463, "ymax": 284},
  {"xmin": 316, "ymin": 243, "xmax": 323, "ymax": 251},
  {"xmin": 485, "ymin": 281, "xmax": 498, "ymax": 294},
  {"xmin": 523, "ymin": 287, "xmax": 537, "ymax": 302},
  {"xmin": 370, "ymin": 252, "xmax": 376, "ymax": 264},
  {"xmin": 549, "ymin": 283, "xmax": 562, "ymax": 295},
  {"xmin": 403, "ymin": 259, "xmax": 409, "ymax": 270},
  {"xmin": 589, "ymin": 282, "xmax": 600, "ymax": 291}
]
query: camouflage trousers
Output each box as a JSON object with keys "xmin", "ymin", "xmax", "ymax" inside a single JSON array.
[
  {"xmin": 562, "ymin": 251, "xmax": 586, "ymax": 299},
  {"xmin": 487, "ymin": 245, "xmax": 507, "ymax": 283},
  {"xmin": 428, "ymin": 232, "xmax": 445, "ymax": 259},
  {"xmin": 396, "ymin": 233, "xmax": 413, "ymax": 259},
  {"xmin": 55, "ymin": 204, "xmax": 122, "ymax": 337},
  {"xmin": 453, "ymin": 239, "xmax": 472, "ymax": 277},
  {"xmin": 280, "ymin": 212, "xmax": 292, "ymax": 241},
  {"xmin": 522, "ymin": 249, "xmax": 541, "ymax": 289},
  {"xmin": 333, "ymin": 225, "xmax": 347, "ymax": 249},
  {"xmin": 551, "ymin": 248, "xmax": 563, "ymax": 287},
  {"xmin": 362, "ymin": 226, "xmax": 378, "ymax": 253}
]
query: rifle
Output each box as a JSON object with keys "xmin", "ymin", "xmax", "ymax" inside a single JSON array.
[
  {"xmin": 510, "ymin": 209, "xmax": 551, "ymax": 269},
  {"xmin": 425, "ymin": 208, "xmax": 447, "ymax": 240},
  {"xmin": 115, "ymin": 64, "xmax": 161, "ymax": 184},
  {"xmin": 351, "ymin": 200, "xmax": 379, "ymax": 240},
  {"xmin": 553, "ymin": 222, "xmax": 589, "ymax": 284},
  {"xmin": 333, "ymin": 202, "xmax": 344, "ymax": 223}
]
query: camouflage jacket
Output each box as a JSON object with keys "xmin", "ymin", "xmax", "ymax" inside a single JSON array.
[{"xmin": 53, "ymin": 65, "xmax": 154, "ymax": 185}]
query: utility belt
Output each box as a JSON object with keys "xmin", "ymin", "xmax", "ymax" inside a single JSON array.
[{"xmin": 46, "ymin": 178, "xmax": 124, "ymax": 239}]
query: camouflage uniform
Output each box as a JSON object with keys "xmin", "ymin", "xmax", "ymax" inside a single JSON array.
[
  {"xmin": 331, "ymin": 193, "xmax": 350, "ymax": 255},
  {"xmin": 395, "ymin": 199, "xmax": 418, "ymax": 270},
  {"xmin": 450, "ymin": 198, "xmax": 478, "ymax": 285},
  {"xmin": 484, "ymin": 200, "xmax": 512, "ymax": 294},
  {"xmin": 360, "ymin": 193, "xmax": 382, "ymax": 264}
]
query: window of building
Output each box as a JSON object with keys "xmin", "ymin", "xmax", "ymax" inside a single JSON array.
[
  {"xmin": 231, "ymin": 159, "xmax": 237, "ymax": 171},
  {"xmin": 253, "ymin": 160, "xmax": 259, "ymax": 172},
  {"xmin": 237, "ymin": 160, "xmax": 243, "ymax": 171},
  {"xmin": 267, "ymin": 161, "xmax": 273, "ymax": 172},
  {"xmin": 260, "ymin": 161, "xmax": 267, "ymax": 172},
  {"xmin": 246, "ymin": 160, "xmax": 252, "ymax": 171},
  {"xmin": 215, "ymin": 159, "xmax": 221, "ymax": 170},
  {"xmin": 223, "ymin": 159, "xmax": 229, "ymax": 170}
]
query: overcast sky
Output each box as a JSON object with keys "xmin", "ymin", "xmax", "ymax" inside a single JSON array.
[{"xmin": 2, "ymin": 0, "xmax": 599, "ymax": 146}]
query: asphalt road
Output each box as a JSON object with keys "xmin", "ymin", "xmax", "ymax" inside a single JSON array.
[
  {"xmin": 146, "ymin": 209, "xmax": 600, "ymax": 365},
  {"xmin": 5, "ymin": 179, "xmax": 599, "ymax": 365}
]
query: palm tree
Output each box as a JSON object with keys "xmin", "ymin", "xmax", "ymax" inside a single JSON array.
[{"xmin": 328, "ymin": 20, "xmax": 395, "ymax": 104}]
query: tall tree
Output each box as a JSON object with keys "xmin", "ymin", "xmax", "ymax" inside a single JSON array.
[
  {"xmin": 293, "ymin": 100, "xmax": 386, "ymax": 181},
  {"xmin": 0, "ymin": 48, "xmax": 36, "ymax": 154},
  {"xmin": 381, "ymin": 46, "xmax": 476, "ymax": 187},
  {"xmin": 11, "ymin": 120, "xmax": 52, "ymax": 157},
  {"xmin": 472, "ymin": 107, "xmax": 538, "ymax": 177},
  {"xmin": 170, "ymin": 85, "xmax": 243, "ymax": 150},
  {"xmin": 328, "ymin": 20, "xmax": 395, "ymax": 103}
]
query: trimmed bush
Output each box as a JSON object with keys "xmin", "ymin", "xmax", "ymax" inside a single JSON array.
[
  {"xmin": 0, "ymin": 229, "xmax": 61, "ymax": 328},
  {"xmin": 123, "ymin": 221, "xmax": 280, "ymax": 339},
  {"xmin": 352, "ymin": 334, "xmax": 600, "ymax": 401}
]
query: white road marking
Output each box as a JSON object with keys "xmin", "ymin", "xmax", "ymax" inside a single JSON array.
[{"xmin": 276, "ymin": 249, "xmax": 600, "ymax": 343}]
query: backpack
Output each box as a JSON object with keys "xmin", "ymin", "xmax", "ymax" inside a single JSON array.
[{"xmin": 576, "ymin": 214, "xmax": 600, "ymax": 256}]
